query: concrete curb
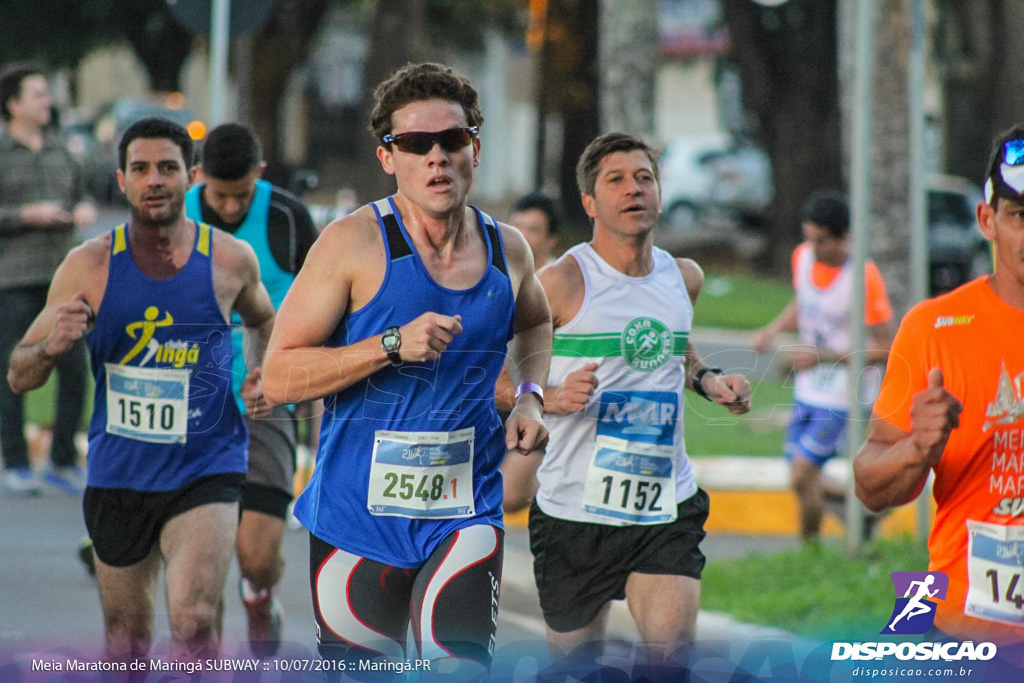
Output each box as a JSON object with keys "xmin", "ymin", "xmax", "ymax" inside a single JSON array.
[{"xmin": 692, "ymin": 456, "xmax": 932, "ymax": 538}]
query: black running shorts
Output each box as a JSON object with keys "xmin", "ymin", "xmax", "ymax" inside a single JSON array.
[
  {"xmin": 83, "ymin": 472, "xmax": 244, "ymax": 567},
  {"xmin": 528, "ymin": 488, "xmax": 709, "ymax": 633}
]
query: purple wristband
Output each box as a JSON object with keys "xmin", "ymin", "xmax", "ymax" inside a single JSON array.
[{"xmin": 515, "ymin": 381, "xmax": 545, "ymax": 405}]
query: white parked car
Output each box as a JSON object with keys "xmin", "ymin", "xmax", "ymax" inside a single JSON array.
[{"xmin": 658, "ymin": 132, "xmax": 774, "ymax": 232}]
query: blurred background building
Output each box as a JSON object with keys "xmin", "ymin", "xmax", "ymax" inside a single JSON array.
[{"xmin": 4, "ymin": 0, "xmax": 1018, "ymax": 310}]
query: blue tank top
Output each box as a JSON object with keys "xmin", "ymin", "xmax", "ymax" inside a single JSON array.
[
  {"xmin": 186, "ymin": 180, "xmax": 291, "ymax": 408},
  {"xmin": 85, "ymin": 223, "xmax": 248, "ymax": 491},
  {"xmin": 293, "ymin": 198, "xmax": 514, "ymax": 567}
]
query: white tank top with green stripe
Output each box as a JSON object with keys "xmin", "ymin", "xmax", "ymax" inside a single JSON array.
[{"xmin": 536, "ymin": 243, "xmax": 697, "ymax": 526}]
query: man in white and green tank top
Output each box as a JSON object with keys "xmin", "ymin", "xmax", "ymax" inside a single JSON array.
[{"xmin": 528, "ymin": 132, "xmax": 753, "ymax": 670}]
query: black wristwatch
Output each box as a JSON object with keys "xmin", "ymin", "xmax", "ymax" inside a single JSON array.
[
  {"xmin": 381, "ymin": 326, "xmax": 402, "ymax": 366},
  {"xmin": 693, "ymin": 366, "xmax": 723, "ymax": 401}
]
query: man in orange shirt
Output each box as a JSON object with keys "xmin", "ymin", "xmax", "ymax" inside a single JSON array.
[
  {"xmin": 855, "ymin": 126, "xmax": 1024, "ymax": 645},
  {"xmin": 753, "ymin": 191, "xmax": 893, "ymax": 543}
]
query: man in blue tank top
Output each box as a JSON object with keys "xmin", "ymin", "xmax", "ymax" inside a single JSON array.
[
  {"xmin": 262, "ymin": 63, "xmax": 552, "ymax": 678},
  {"xmin": 7, "ymin": 117, "xmax": 276, "ymax": 662},
  {"xmin": 186, "ymin": 122, "xmax": 320, "ymax": 657},
  {"xmin": 529, "ymin": 133, "xmax": 753, "ymax": 673}
]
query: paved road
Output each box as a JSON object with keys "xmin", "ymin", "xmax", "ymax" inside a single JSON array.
[
  {"xmin": 0, "ymin": 209, "xmax": 809, "ymax": 679},
  {"xmin": 0, "ymin": 487, "xmax": 806, "ymax": 679},
  {"xmin": 78, "ymin": 204, "xmax": 125, "ymax": 242},
  {"xmin": 0, "ymin": 492, "xmax": 544, "ymax": 660}
]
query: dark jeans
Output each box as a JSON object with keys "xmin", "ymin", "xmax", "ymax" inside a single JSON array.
[{"xmin": 0, "ymin": 285, "xmax": 88, "ymax": 470}]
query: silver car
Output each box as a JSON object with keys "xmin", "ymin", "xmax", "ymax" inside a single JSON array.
[
  {"xmin": 927, "ymin": 174, "xmax": 991, "ymax": 295},
  {"xmin": 658, "ymin": 132, "xmax": 774, "ymax": 232}
]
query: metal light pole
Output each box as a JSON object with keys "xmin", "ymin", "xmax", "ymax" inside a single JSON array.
[
  {"xmin": 907, "ymin": 0, "xmax": 933, "ymax": 546},
  {"xmin": 207, "ymin": 0, "xmax": 231, "ymax": 127},
  {"xmin": 846, "ymin": 0, "xmax": 877, "ymax": 557},
  {"xmin": 908, "ymin": 0, "xmax": 927, "ymax": 307}
]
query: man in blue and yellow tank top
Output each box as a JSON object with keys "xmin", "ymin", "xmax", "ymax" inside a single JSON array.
[
  {"xmin": 262, "ymin": 63, "xmax": 552, "ymax": 678},
  {"xmin": 7, "ymin": 117, "xmax": 276, "ymax": 662}
]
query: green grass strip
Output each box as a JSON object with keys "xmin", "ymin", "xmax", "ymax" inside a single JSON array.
[{"xmin": 702, "ymin": 535, "xmax": 931, "ymax": 640}]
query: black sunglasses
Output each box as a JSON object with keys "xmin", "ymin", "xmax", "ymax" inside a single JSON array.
[{"xmin": 382, "ymin": 126, "xmax": 479, "ymax": 155}]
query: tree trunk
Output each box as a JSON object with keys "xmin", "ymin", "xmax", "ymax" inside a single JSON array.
[
  {"xmin": 545, "ymin": 0, "xmax": 600, "ymax": 234},
  {"xmin": 352, "ymin": 0, "xmax": 433, "ymax": 203},
  {"xmin": 937, "ymin": 0, "xmax": 1024, "ymax": 181},
  {"xmin": 245, "ymin": 0, "xmax": 331, "ymax": 171},
  {"xmin": 843, "ymin": 0, "xmax": 912, "ymax": 316},
  {"xmin": 118, "ymin": 1, "xmax": 194, "ymax": 92},
  {"xmin": 598, "ymin": 0, "xmax": 658, "ymax": 138},
  {"xmin": 721, "ymin": 0, "xmax": 844, "ymax": 275}
]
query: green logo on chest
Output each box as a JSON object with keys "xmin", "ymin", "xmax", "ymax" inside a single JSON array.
[{"xmin": 622, "ymin": 317, "xmax": 673, "ymax": 371}]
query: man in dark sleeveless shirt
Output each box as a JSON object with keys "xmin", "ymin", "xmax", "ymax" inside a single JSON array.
[{"xmin": 187, "ymin": 122, "xmax": 320, "ymax": 657}]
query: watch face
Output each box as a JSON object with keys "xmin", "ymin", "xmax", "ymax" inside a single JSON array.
[{"xmin": 382, "ymin": 328, "xmax": 400, "ymax": 352}]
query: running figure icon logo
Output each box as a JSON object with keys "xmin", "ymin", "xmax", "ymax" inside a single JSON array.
[
  {"xmin": 882, "ymin": 571, "xmax": 949, "ymax": 635},
  {"xmin": 621, "ymin": 316, "xmax": 674, "ymax": 372}
]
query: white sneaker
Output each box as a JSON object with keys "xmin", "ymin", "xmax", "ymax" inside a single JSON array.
[{"xmin": 2, "ymin": 468, "xmax": 42, "ymax": 497}]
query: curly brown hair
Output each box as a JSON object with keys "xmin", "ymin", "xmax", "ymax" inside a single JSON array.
[{"xmin": 369, "ymin": 62, "xmax": 483, "ymax": 142}]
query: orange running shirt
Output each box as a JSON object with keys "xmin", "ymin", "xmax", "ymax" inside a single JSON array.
[
  {"xmin": 873, "ymin": 276, "xmax": 1024, "ymax": 642},
  {"xmin": 789, "ymin": 243, "xmax": 893, "ymax": 408},
  {"xmin": 791, "ymin": 242, "xmax": 893, "ymax": 326}
]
